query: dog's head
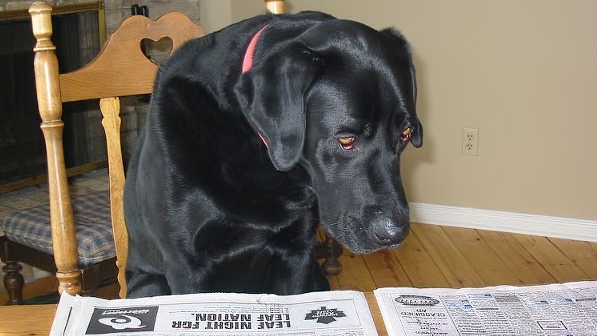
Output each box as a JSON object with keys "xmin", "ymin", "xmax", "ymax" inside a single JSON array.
[{"xmin": 235, "ymin": 17, "xmax": 422, "ymax": 253}]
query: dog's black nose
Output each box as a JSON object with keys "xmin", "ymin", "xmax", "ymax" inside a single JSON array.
[{"xmin": 372, "ymin": 215, "xmax": 409, "ymax": 246}]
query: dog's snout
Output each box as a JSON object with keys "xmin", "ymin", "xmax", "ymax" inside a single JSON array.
[{"xmin": 371, "ymin": 213, "xmax": 409, "ymax": 247}]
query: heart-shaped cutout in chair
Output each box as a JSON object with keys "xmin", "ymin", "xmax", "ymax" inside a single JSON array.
[{"xmin": 141, "ymin": 36, "xmax": 173, "ymax": 66}]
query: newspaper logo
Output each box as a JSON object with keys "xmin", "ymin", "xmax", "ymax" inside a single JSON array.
[
  {"xmin": 395, "ymin": 295, "xmax": 440, "ymax": 306},
  {"xmin": 99, "ymin": 315, "xmax": 145, "ymax": 330},
  {"xmin": 304, "ymin": 306, "xmax": 347, "ymax": 324},
  {"xmin": 85, "ymin": 306, "xmax": 158, "ymax": 334}
]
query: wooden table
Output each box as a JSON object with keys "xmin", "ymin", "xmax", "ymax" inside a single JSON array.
[
  {"xmin": 0, "ymin": 293, "xmax": 388, "ymax": 335},
  {"xmin": 367, "ymin": 292, "xmax": 389, "ymax": 336},
  {"xmin": 0, "ymin": 304, "xmax": 57, "ymax": 335}
]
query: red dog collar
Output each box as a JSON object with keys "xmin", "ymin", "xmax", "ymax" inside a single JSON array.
[{"xmin": 242, "ymin": 25, "xmax": 269, "ymax": 73}]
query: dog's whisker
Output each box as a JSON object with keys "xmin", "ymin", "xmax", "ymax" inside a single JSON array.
[{"xmin": 322, "ymin": 220, "xmax": 343, "ymax": 228}]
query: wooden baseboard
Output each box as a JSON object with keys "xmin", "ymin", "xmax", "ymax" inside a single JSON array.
[{"xmin": 410, "ymin": 202, "xmax": 597, "ymax": 242}]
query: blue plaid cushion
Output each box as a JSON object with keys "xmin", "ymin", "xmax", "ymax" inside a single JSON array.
[{"xmin": 1, "ymin": 191, "xmax": 116, "ymax": 267}]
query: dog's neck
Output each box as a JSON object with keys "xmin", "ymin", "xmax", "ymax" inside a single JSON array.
[{"xmin": 242, "ymin": 25, "xmax": 269, "ymax": 73}]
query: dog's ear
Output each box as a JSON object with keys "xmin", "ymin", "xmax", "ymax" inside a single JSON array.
[
  {"xmin": 380, "ymin": 28, "xmax": 423, "ymax": 148},
  {"xmin": 411, "ymin": 119, "xmax": 423, "ymax": 148},
  {"xmin": 408, "ymin": 56, "xmax": 423, "ymax": 148},
  {"xmin": 235, "ymin": 44, "xmax": 323, "ymax": 171}
]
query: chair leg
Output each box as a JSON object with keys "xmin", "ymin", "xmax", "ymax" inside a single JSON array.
[
  {"xmin": 314, "ymin": 230, "xmax": 343, "ymax": 276},
  {"xmin": 2, "ymin": 261, "xmax": 24, "ymax": 305},
  {"xmin": 320, "ymin": 236, "xmax": 343, "ymax": 276}
]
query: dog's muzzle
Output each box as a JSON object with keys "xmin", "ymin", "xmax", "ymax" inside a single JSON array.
[
  {"xmin": 325, "ymin": 206, "xmax": 410, "ymax": 254},
  {"xmin": 370, "ymin": 213, "xmax": 410, "ymax": 247}
]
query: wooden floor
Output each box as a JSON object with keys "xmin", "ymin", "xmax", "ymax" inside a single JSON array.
[
  {"xmin": 328, "ymin": 223, "xmax": 597, "ymax": 292},
  {"xmin": 2, "ymin": 223, "xmax": 596, "ymax": 304}
]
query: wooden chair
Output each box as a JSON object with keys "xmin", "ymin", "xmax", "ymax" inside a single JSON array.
[
  {"xmin": 1, "ymin": 0, "xmax": 340, "ymax": 304},
  {"xmin": 0, "ymin": 1, "xmax": 205, "ymax": 303}
]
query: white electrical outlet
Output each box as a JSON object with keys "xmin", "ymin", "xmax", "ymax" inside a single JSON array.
[{"xmin": 462, "ymin": 127, "xmax": 478, "ymax": 155}]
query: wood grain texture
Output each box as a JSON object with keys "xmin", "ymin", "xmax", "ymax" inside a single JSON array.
[
  {"xmin": 0, "ymin": 304, "xmax": 56, "ymax": 335},
  {"xmin": 477, "ymin": 230, "xmax": 556, "ymax": 285},
  {"xmin": 514, "ymin": 234, "xmax": 591, "ymax": 283},
  {"xmin": 363, "ymin": 249, "xmax": 412, "ymax": 288},
  {"xmin": 393, "ymin": 230, "xmax": 450, "ymax": 287},
  {"xmin": 442, "ymin": 226, "xmax": 523, "ymax": 286},
  {"xmin": 334, "ymin": 252, "xmax": 377, "ymax": 292},
  {"xmin": 411, "ymin": 224, "xmax": 485, "ymax": 288},
  {"xmin": 548, "ymin": 237, "xmax": 597, "ymax": 279}
]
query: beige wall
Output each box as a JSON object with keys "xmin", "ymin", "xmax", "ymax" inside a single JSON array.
[
  {"xmin": 212, "ymin": 0, "xmax": 597, "ymax": 222},
  {"xmin": 199, "ymin": 0, "xmax": 265, "ymax": 33}
]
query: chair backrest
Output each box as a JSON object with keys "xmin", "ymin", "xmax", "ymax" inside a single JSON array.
[{"xmin": 29, "ymin": 1, "xmax": 205, "ymax": 298}]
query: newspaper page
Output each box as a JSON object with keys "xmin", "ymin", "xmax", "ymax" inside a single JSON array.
[
  {"xmin": 50, "ymin": 290, "xmax": 378, "ymax": 336},
  {"xmin": 374, "ymin": 281, "xmax": 597, "ymax": 336}
]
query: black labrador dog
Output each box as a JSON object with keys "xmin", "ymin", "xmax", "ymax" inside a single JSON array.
[{"xmin": 123, "ymin": 11, "xmax": 422, "ymax": 298}]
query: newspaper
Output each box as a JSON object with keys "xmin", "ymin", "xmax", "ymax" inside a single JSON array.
[
  {"xmin": 50, "ymin": 290, "xmax": 378, "ymax": 336},
  {"xmin": 374, "ymin": 281, "xmax": 597, "ymax": 336}
]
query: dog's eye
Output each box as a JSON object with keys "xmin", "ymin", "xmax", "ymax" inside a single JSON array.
[
  {"xmin": 337, "ymin": 136, "xmax": 356, "ymax": 150},
  {"xmin": 401, "ymin": 127, "xmax": 413, "ymax": 142}
]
